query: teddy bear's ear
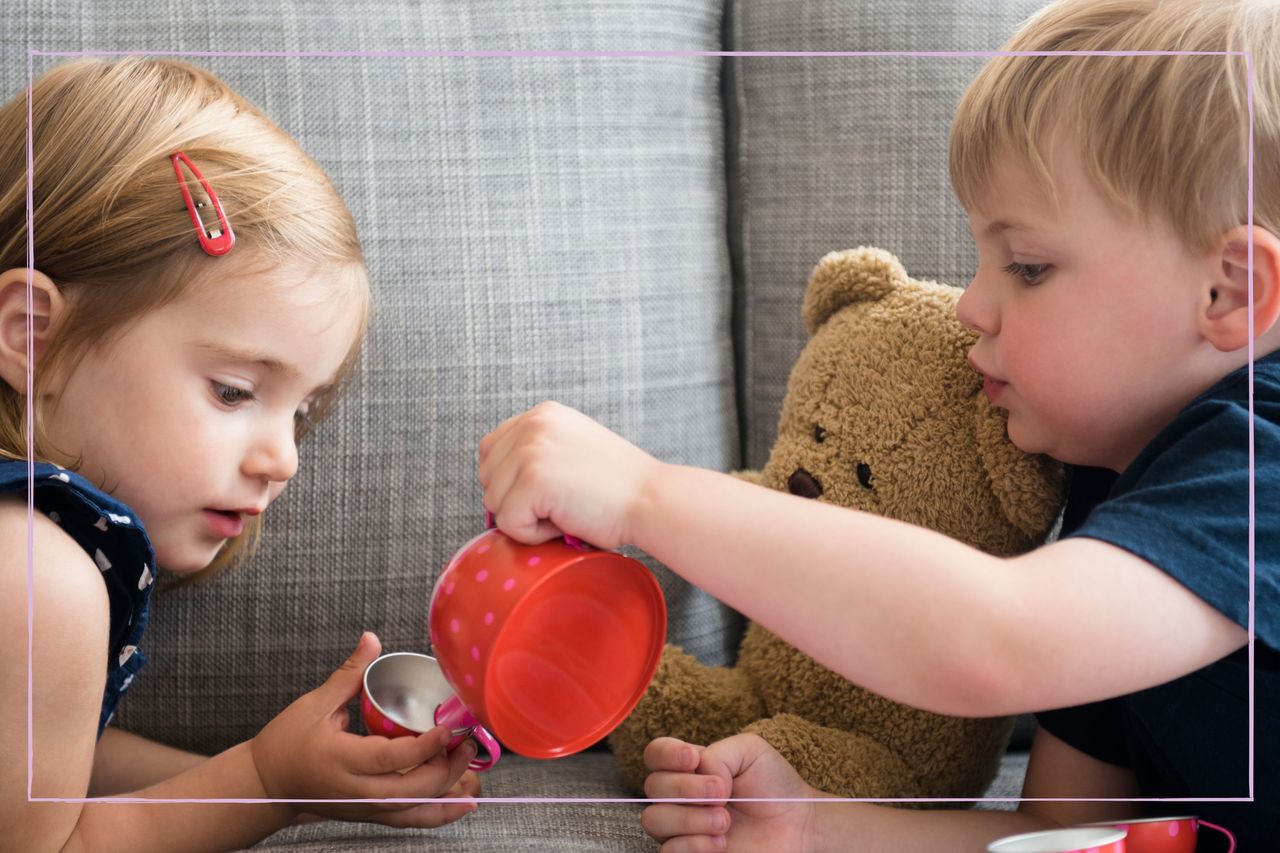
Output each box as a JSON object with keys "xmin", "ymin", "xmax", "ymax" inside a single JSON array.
[
  {"xmin": 974, "ymin": 394, "xmax": 1067, "ymax": 538},
  {"xmin": 802, "ymin": 246, "xmax": 909, "ymax": 335}
]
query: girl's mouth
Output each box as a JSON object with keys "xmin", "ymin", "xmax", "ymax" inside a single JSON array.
[{"xmin": 203, "ymin": 509, "xmax": 244, "ymax": 539}]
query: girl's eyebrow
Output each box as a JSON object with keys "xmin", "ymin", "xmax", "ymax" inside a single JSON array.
[{"xmin": 194, "ymin": 341, "xmax": 336, "ymax": 394}]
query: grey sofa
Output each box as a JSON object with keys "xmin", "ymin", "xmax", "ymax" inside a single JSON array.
[{"xmin": 5, "ymin": 0, "xmax": 1048, "ymax": 849}]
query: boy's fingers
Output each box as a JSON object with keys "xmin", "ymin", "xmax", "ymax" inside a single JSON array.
[
  {"xmin": 643, "ymin": 771, "xmax": 726, "ymax": 802},
  {"xmin": 317, "ymin": 632, "xmax": 382, "ymax": 707},
  {"xmin": 641, "ymin": 804, "xmax": 729, "ymax": 848},
  {"xmin": 645, "ymin": 737, "xmax": 701, "ymax": 773},
  {"xmin": 477, "ymin": 409, "xmax": 529, "ymax": 474},
  {"xmin": 491, "ymin": 480, "xmax": 563, "ymax": 544}
]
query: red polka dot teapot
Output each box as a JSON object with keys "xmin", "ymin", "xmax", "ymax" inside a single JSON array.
[{"xmin": 362, "ymin": 517, "xmax": 666, "ymax": 770}]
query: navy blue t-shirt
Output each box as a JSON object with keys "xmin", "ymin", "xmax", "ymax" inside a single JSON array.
[
  {"xmin": 1036, "ymin": 349, "xmax": 1279, "ymax": 850},
  {"xmin": 0, "ymin": 460, "xmax": 155, "ymax": 738}
]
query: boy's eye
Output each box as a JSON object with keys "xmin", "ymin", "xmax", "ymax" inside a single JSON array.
[
  {"xmin": 294, "ymin": 402, "xmax": 315, "ymax": 432},
  {"xmin": 212, "ymin": 381, "xmax": 252, "ymax": 406},
  {"xmin": 1002, "ymin": 261, "xmax": 1050, "ymax": 284}
]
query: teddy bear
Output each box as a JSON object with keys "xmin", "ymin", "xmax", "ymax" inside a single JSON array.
[{"xmin": 609, "ymin": 246, "xmax": 1067, "ymax": 801}]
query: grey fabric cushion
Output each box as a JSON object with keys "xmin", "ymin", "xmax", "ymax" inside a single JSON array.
[
  {"xmin": 725, "ymin": 0, "xmax": 1049, "ymax": 467},
  {"xmin": 2, "ymin": 0, "xmax": 738, "ymax": 760},
  {"xmin": 249, "ymin": 753, "xmax": 652, "ymax": 852}
]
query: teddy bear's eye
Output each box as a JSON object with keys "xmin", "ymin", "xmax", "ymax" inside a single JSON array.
[
  {"xmin": 814, "ymin": 425, "xmax": 827, "ymax": 444},
  {"xmin": 856, "ymin": 463, "xmax": 874, "ymax": 489}
]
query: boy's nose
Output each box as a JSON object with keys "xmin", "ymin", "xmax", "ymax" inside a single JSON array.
[{"xmin": 955, "ymin": 274, "xmax": 999, "ymax": 336}]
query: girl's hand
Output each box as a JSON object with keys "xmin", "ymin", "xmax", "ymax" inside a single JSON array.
[
  {"xmin": 249, "ymin": 632, "xmax": 480, "ymax": 829},
  {"xmin": 478, "ymin": 401, "xmax": 661, "ymax": 548},
  {"xmin": 641, "ymin": 735, "xmax": 821, "ymax": 852}
]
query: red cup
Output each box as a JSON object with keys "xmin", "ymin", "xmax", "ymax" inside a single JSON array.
[
  {"xmin": 1081, "ymin": 816, "xmax": 1236, "ymax": 853},
  {"xmin": 361, "ymin": 651, "xmax": 500, "ymax": 770},
  {"xmin": 988, "ymin": 827, "xmax": 1127, "ymax": 853},
  {"xmin": 428, "ymin": 527, "xmax": 666, "ymax": 759}
]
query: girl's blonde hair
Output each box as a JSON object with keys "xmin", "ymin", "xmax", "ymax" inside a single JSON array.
[
  {"xmin": 950, "ymin": 0, "xmax": 1280, "ymax": 254},
  {"xmin": 0, "ymin": 57, "xmax": 369, "ymax": 579}
]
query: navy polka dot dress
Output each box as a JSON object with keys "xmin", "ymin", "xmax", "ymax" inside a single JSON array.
[{"xmin": 0, "ymin": 459, "xmax": 154, "ymax": 738}]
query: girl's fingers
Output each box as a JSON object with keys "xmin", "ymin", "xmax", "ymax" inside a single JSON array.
[
  {"xmin": 361, "ymin": 739, "xmax": 475, "ymax": 800},
  {"xmin": 641, "ymin": 803, "xmax": 731, "ymax": 843},
  {"xmin": 447, "ymin": 770, "xmax": 482, "ymax": 799},
  {"xmin": 341, "ymin": 727, "xmax": 450, "ymax": 776},
  {"xmin": 376, "ymin": 800, "xmax": 478, "ymax": 829}
]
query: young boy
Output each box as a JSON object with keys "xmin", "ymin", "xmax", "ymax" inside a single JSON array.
[{"xmin": 478, "ymin": 0, "xmax": 1279, "ymax": 848}]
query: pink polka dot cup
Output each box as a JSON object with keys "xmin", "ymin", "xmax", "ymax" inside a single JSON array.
[
  {"xmin": 428, "ymin": 526, "xmax": 666, "ymax": 759},
  {"xmin": 1081, "ymin": 816, "xmax": 1236, "ymax": 853},
  {"xmin": 360, "ymin": 651, "xmax": 500, "ymax": 771},
  {"xmin": 987, "ymin": 827, "xmax": 1127, "ymax": 853}
]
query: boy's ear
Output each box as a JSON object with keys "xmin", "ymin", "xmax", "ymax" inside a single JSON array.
[
  {"xmin": 0, "ymin": 268, "xmax": 65, "ymax": 394},
  {"xmin": 1201, "ymin": 225, "xmax": 1280, "ymax": 352}
]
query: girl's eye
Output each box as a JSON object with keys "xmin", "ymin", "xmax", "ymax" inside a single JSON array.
[
  {"xmin": 212, "ymin": 381, "xmax": 252, "ymax": 406},
  {"xmin": 1002, "ymin": 261, "xmax": 1051, "ymax": 284}
]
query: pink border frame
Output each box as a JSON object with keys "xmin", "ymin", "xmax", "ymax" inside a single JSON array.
[{"xmin": 23, "ymin": 47, "xmax": 1255, "ymax": 809}]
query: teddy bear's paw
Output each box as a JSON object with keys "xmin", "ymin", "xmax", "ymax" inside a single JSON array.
[
  {"xmin": 608, "ymin": 644, "xmax": 768, "ymax": 794},
  {"xmin": 745, "ymin": 714, "xmax": 938, "ymax": 805}
]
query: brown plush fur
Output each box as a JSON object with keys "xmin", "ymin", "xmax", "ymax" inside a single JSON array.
[{"xmin": 610, "ymin": 247, "xmax": 1066, "ymax": 802}]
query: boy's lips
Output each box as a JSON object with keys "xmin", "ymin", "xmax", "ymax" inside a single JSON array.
[
  {"xmin": 983, "ymin": 376, "xmax": 1008, "ymax": 404},
  {"xmin": 967, "ymin": 355, "xmax": 1008, "ymax": 403}
]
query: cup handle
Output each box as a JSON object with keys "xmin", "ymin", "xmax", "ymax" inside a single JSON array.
[
  {"xmin": 435, "ymin": 693, "xmax": 501, "ymax": 771},
  {"xmin": 1198, "ymin": 819, "xmax": 1236, "ymax": 853},
  {"xmin": 484, "ymin": 511, "xmax": 595, "ymax": 551}
]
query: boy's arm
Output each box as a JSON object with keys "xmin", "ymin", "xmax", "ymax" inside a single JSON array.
[
  {"xmin": 89, "ymin": 728, "xmax": 207, "ymax": 796},
  {"xmin": 642, "ymin": 727, "xmax": 1141, "ymax": 853},
  {"xmin": 630, "ymin": 463, "xmax": 1247, "ymax": 716}
]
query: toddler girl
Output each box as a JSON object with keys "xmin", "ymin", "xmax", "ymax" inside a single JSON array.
[{"xmin": 0, "ymin": 57, "xmax": 477, "ymax": 850}]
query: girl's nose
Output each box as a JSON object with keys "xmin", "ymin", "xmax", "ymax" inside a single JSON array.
[{"xmin": 242, "ymin": 418, "xmax": 299, "ymax": 485}]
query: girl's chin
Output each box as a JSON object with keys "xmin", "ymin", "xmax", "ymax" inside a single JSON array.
[{"xmin": 153, "ymin": 549, "xmax": 220, "ymax": 576}]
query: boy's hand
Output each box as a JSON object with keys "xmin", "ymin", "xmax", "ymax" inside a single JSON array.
[
  {"xmin": 478, "ymin": 401, "xmax": 661, "ymax": 548},
  {"xmin": 249, "ymin": 632, "xmax": 480, "ymax": 829},
  {"xmin": 641, "ymin": 735, "xmax": 821, "ymax": 852}
]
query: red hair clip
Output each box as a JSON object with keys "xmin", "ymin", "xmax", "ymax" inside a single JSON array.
[{"xmin": 171, "ymin": 151, "xmax": 235, "ymax": 256}]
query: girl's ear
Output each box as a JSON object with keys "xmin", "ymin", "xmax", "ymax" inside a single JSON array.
[
  {"xmin": 0, "ymin": 268, "xmax": 65, "ymax": 394},
  {"xmin": 1201, "ymin": 225, "xmax": 1280, "ymax": 352}
]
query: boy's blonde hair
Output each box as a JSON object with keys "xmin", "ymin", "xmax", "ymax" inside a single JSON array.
[
  {"xmin": 950, "ymin": 0, "xmax": 1280, "ymax": 253},
  {"xmin": 0, "ymin": 57, "xmax": 369, "ymax": 578}
]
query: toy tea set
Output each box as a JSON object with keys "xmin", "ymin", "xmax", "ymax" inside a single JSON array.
[
  {"xmin": 987, "ymin": 817, "xmax": 1235, "ymax": 853},
  {"xmin": 361, "ymin": 515, "xmax": 666, "ymax": 770}
]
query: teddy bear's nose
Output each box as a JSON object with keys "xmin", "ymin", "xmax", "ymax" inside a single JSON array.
[{"xmin": 787, "ymin": 468, "xmax": 823, "ymax": 499}]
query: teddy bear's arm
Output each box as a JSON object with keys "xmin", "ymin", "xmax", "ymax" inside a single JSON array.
[
  {"xmin": 609, "ymin": 644, "xmax": 768, "ymax": 794},
  {"xmin": 745, "ymin": 713, "xmax": 932, "ymax": 803},
  {"xmin": 744, "ymin": 712, "xmax": 1013, "ymax": 806}
]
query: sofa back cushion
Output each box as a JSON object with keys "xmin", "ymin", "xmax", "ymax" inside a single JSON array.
[
  {"xmin": 725, "ymin": 0, "xmax": 1047, "ymax": 467},
  {"xmin": 2, "ymin": 0, "xmax": 735, "ymax": 754}
]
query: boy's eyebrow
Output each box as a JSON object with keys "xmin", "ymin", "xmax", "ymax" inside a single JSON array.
[
  {"xmin": 987, "ymin": 218, "xmax": 1041, "ymax": 235},
  {"xmin": 194, "ymin": 341, "xmax": 336, "ymax": 394}
]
